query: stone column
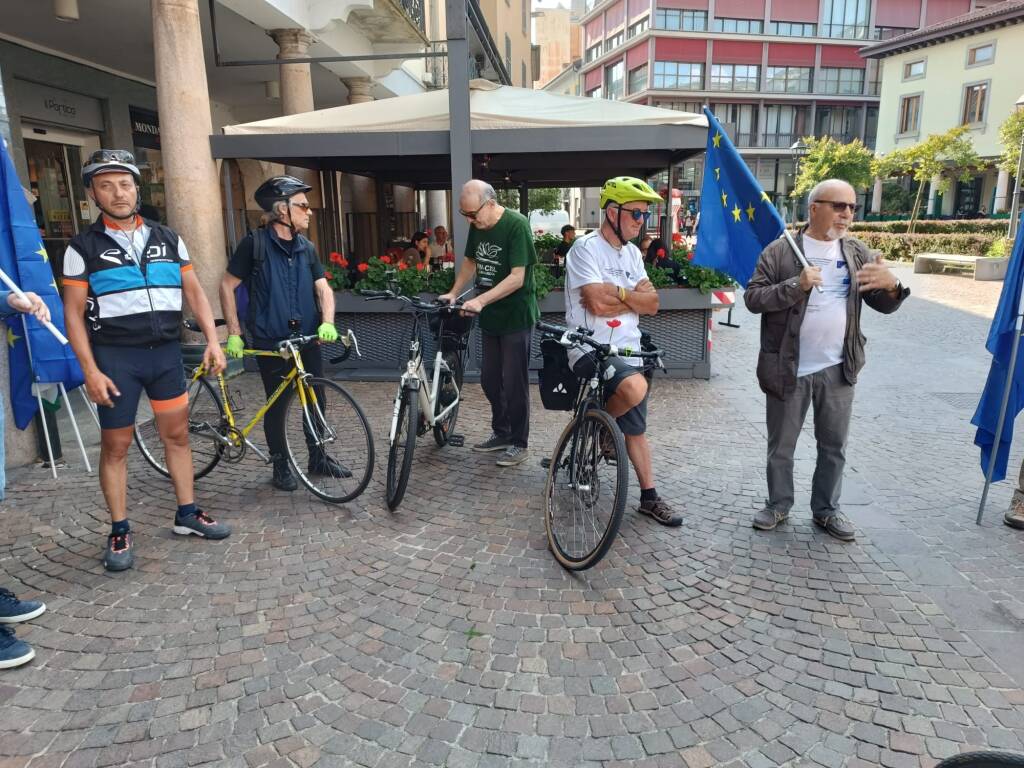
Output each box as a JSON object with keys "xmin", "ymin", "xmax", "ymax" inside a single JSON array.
[
  {"xmin": 269, "ymin": 29, "xmax": 320, "ymax": 203},
  {"xmin": 426, "ymin": 190, "xmax": 449, "ymax": 231},
  {"xmin": 152, "ymin": 0, "xmax": 227, "ymax": 309},
  {"xmin": 344, "ymin": 77, "xmax": 374, "ymax": 104},
  {"xmin": 871, "ymin": 177, "xmax": 883, "ymax": 214},
  {"xmin": 994, "ymin": 169, "xmax": 1010, "ymax": 214},
  {"xmin": 926, "ymin": 174, "xmax": 940, "ymax": 216}
]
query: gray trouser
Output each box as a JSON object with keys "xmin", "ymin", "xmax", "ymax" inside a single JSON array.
[
  {"xmin": 765, "ymin": 363, "xmax": 855, "ymax": 517},
  {"xmin": 480, "ymin": 328, "xmax": 532, "ymax": 448}
]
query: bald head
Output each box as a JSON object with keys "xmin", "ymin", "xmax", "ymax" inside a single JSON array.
[
  {"xmin": 806, "ymin": 178, "xmax": 857, "ymax": 241},
  {"xmin": 808, "ymin": 179, "xmax": 855, "ymax": 206},
  {"xmin": 460, "ymin": 179, "xmax": 496, "ymax": 208},
  {"xmin": 459, "ymin": 179, "xmax": 502, "ymax": 229}
]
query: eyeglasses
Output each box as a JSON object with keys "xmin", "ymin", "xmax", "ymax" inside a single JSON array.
[
  {"xmin": 459, "ymin": 200, "xmax": 491, "ymax": 220},
  {"xmin": 614, "ymin": 206, "xmax": 652, "ymax": 223},
  {"xmin": 815, "ymin": 200, "xmax": 859, "ymax": 213},
  {"xmin": 87, "ymin": 149, "xmax": 137, "ymax": 165},
  {"xmin": 290, "ymin": 201, "xmax": 312, "ymax": 212}
]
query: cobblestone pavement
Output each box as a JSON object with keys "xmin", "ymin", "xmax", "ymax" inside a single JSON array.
[{"xmin": 2, "ymin": 265, "xmax": 1024, "ymax": 768}]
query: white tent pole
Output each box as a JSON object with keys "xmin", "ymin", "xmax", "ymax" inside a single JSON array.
[
  {"xmin": 81, "ymin": 388, "xmax": 101, "ymax": 430},
  {"xmin": 59, "ymin": 382, "xmax": 91, "ymax": 474},
  {"xmin": 19, "ymin": 315, "xmax": 58, "ymax": 478}
]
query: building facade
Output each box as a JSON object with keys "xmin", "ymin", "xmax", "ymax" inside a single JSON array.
[
  {"xmin": 535, "ymin": 5, "xmax": 579, "ymax": 86},
  {"xmin": 577, "ymin": 0, "xmax": 988, "ymax": 217},
  {"xmin": 862, "ymin": 2, "xmax": 1024, "ymax": 217}
]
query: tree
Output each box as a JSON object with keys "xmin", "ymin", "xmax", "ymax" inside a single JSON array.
[
  {"xmin": 871, "ymin": 125, "xmax": 980, "ymax": 233},
  {"xmin": 790, "ymin": 136, "xmax": 875, "ymax": 200},
  {"xmin": 997, "ymin": 109, "xmax": 1024, "ymax": 178},
  {"xmin": 494, "ymin": 187, "xmax": 565, "ymax": 213}
]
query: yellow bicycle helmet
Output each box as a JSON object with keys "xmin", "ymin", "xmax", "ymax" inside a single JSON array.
[{"xmin": 599, "ymin": 176, "xmax": 663, "ymax": 208}]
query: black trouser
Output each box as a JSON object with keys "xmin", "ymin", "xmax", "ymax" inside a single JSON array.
[
  {"xmin": 256, "ymin": 344, "xmax": 324, "ymax": 463},
  {"xmin": 480, "ymin": 328, "xmax": 532, "ymax": 448}
]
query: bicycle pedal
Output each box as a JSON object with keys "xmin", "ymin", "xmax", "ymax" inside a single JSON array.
[
  {"xmin": 540, "ymin": 457, "xmax": 551, "ymax": 469},
  {"xmin": 448, "ymin": 434, "xmax": 465, "ymax": 447}
]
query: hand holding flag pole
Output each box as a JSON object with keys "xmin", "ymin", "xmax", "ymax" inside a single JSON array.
[
  {"xmin": 777, "ymin": 206, "xmax": 824, "ymax": 295},
  {"xmin": 0, "ymin": 264, "xmax": 68, "ymax": 344}
]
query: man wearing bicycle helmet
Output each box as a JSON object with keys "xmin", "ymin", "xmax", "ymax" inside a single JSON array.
[
  {"xmin": 563, "ymin": 176, "xmax": 682, "ymax": 527},
  {"xmin": 219, "ymin": 175, "xmax": 345, "ymax": 491},
  {"xmin": 62, "ymin": 149, "xmax": 230, "ymax": 572}
]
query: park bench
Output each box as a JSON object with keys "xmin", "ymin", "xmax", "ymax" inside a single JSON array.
[{"xmin": 913, "ymin": 253, "xmax": 1008, "ymax": 281}]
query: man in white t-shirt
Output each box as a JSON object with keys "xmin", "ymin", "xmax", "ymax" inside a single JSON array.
[
  {"xmin": 563, "ymin": 176, "xmax": 683, "ymax": 527},
  {"xmin": 745, "ymin": 179, "xmax": 908, "ymax": 542}
]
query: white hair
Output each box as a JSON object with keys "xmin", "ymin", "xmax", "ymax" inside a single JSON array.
[
  {"xmin": 807, "ymin": 179, "xmax": 855, "ymax": 207},
  {"xmin": 462, "ymin": 179, "xmax": 496, "ymax": 205}
]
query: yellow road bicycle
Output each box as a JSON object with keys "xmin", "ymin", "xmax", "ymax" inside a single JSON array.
[{"xmin": 134, "ymin": 328, "xmax": 375, "ymax": 504}]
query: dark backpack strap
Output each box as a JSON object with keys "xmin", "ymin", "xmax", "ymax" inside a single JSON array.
[{"xmin": 248, "ymin": 229, "xmax": 266, "ymax": 287}]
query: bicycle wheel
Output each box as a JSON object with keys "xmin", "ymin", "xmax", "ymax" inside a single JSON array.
[
  {"xmin": 433, "ymin": 350, "xmax": 463, "ymax": 447},
  {"xmin": 545, "ymin": 407, "xmax": 628, "ymax": 570},
  {"xmin": 386, "ymin": 386, "xmax": 418, "ymax": 510},
  {"xmin": 282, "ymin": 377, "xmax": 375, "ymax": 504},
  {"xmin": 134, "ymin": 375, "xmax": 225, "ymax": 480},
  {"xmin": 935, "ymin": 752, "xmax": 1024, "ymax": 768}
]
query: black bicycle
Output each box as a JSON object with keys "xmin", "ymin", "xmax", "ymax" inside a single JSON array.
[
  {"xmin": 935, "ymin": 753, "xmax": 1024, "ymax": 768},
  {"xmin": 361, "ymin": 289, "xmax": 473, "ymax": 510},
  {"xmin": 536, "ymin": 321, "xmax": 663, "ymax": 570}
]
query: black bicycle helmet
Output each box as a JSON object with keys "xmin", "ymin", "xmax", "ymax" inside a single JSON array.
[
  {"xmin": 254, "ymin": 175, "xmax": 312, "ymax": 212},
  {"xmin": 82, "ymin": 149, "xmax": 141, "ymax": 187}
]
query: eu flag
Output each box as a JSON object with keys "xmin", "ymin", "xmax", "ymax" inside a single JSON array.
[
  {"xmin": 0, "ymin": 139, "xmax": 83, "ymax": 429},
  {"xmin": 692, "ymin": 107, "xmax": 785, "ymax": 286},
  {"xmin": 971, "ymin": 214, "xmax": 1024, "ymax": 482}
]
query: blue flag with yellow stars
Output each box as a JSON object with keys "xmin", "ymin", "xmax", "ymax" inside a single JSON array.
[
  {"xmin": 0, "ymin": 139, "xmax": 83, "ymax": 429},
  {"xmin": 692, "ymin": 107, "xmax": 784, "ymax": 286}
]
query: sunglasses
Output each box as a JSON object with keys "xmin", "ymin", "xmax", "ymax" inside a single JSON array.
[
  {"xmin": 290, "ymin": 201, "xmax": 312, "ymax": 212},
  {"xmin": 459, "ymin": 200, "xmax": 491, "ymax": 220},
  {"xmin": 614, "ymin": 206, "xmax": 652, "ymax": 223},
  {"xmin": 88, "ymin": 149, "xmax": 136, "ymax": 165},
  {"xmin": 816, "ymin": 200, "xmax": 859, "ymax": 213}
]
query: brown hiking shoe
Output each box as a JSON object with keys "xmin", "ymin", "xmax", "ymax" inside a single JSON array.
[
  {"xmin": 638, "ymin": 497, "xmax": 682, "ymax": 527},
  {"xmin": 1005, "ymin": 493, "xmax": 1024, "ymax": 530},
  {"xmin": 752, "ymin": 506, "xmax": 789, "ymax": 531}
]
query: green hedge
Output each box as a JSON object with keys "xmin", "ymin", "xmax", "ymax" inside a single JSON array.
[
  {"xmin": 855, "ymin": 231, "xmax": 1002, "ymax": 261},
  {"xmin": 850, "ymin": 219, "xmax": 1007, "ymax": 235}
]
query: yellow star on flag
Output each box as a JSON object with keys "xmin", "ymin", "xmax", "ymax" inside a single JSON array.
[
  {"xmin": 7, "ymin": 327, "xmax": 20, "ymax": 348},
  {"xmin": 714, "ymin": 167, "xmax": 720, "ymax": 181},
  {"xmin": 732, "ymin": 205, "xmax": 742, "ymax": 222},
  {"xmin": 760, "ymin": 191, "xmax": 770, "ymax": 203},
  {"xmin": 746, "ymin": 203, "xmax": 755, "ymax": 221},
  {"xmin": 36, "ymin": 244, "xmax": 48, "ymax": 262},
  {"xmin": 712, "ymin": 132, "xmax": 722, "ymax": 148},
  {"xmin": 721, "ymin": 190, "xmax": 728, "ymax": 207}
]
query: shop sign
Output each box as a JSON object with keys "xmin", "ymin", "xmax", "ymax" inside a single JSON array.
[
  {"xmin": 130, "ymin": 107, "xmax": 160, "ymax": 150},
  {"xmin": 11, "ymin": 79, "xmax": 103, "ymax": 132}
]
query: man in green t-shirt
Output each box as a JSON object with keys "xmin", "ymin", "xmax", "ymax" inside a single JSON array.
[{"xmin": 440, "ymin": 180, "xmax": 539, "ymax": 467}]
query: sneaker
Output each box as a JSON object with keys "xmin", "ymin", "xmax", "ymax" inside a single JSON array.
[
  {"xmin": 308, "ymin": 454, "xmax": 353, "ymax": 479},
  {"xmin": 496, "ymin": 445, "xmax": 529, "ymax": 467},
  {"xmin": 0, "ymin": 626, "xmax": 34, "ymax": 669},
  {"xmin": 638, "ymin": 497, "xmax": 683, "ymax": 527},
  {"xmin": 812, "ymin": 512, "xmax": 856, "ymax": 542},
  {"xmin": 173, "ymin": 510, "xmax": 231, "ymax": 540},
  {"xmin": 0, "ymin": 588, "xmax": 46, "ymax": 624},
  {"xmin": 473, "ymin": 433, "xmax": 512, "ymax": 453},
  {"xmin": 104, "ymin": 532, "xmax": 135, "ymax": 572},
  {"xmin": 1005, "ymin": 494, "xmax": 1024, "ymax": 530},
  {"xmin": 752, "ymin": 506, "xmax": 790, "ymax": 531},
  {"xmin": 272, "ymin": 459, "xmax": 297, "ymax": 491}
]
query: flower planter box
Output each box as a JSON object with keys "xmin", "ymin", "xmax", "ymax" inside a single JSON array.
[{"xmin": 323, "ymin": 287, "xmax": 711, "ymax": 381}]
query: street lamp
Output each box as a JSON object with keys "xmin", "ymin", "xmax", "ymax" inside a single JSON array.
[
  {"xmin": 1008, "ymin": 91, "xmax": 1024, "ymax": 242},
  {"xmin": 790, "ymin": 139, "xmax": 809, "ymax": 219}
]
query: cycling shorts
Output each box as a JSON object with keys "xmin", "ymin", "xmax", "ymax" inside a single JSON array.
[
  {"xmin": 92, "ymin": 342, "xmax": 187, "ymax": 430},
  {"xmin": 572, "ymin": 354, "xmax": 649, "ymax": 436}
]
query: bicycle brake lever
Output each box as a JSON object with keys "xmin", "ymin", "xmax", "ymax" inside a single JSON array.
[{"xmin": 345, "ymin": 330, "xmax": 361, "ymax": 358}]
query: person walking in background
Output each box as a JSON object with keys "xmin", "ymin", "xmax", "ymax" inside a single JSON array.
[
  {"xmin": 439, "ymin": 180, "xmax": 539, "ymax": 467},
  {"xmin": 745, "ymin": 179, "xmax": 909, "ymax": 542},
  {"xmin": 0, "ymin": 289, "xmax": 50, "ymax": 668}
]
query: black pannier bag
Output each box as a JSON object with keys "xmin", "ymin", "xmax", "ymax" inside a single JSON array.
[
  {"xmin": 430, "ymin": 308, "xmax": 474, "ymax": 352},
  {"xmin": 538, "ymin": 335, "xmax": 580, "ymax": 411}
]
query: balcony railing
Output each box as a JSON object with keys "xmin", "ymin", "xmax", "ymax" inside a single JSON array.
[
  {"xmin": 762, "ymin": 133, "xmax": 801, "ymax": 148},
  {"xmin": 397, "ymin": 0, "xmax": 425, "ymax": 32},
  {"xmin": 821, "ymin": 23, "xmax": 871, "ymax": 39}
]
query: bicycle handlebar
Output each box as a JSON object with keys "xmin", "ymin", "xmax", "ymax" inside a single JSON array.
[
  {"xmin": 359, "ymin": 290, "xmax": 473, "ymax": 315},
  {"xmin": 536, "ymin": 321, "xmax": 664, "ymax": 364}
]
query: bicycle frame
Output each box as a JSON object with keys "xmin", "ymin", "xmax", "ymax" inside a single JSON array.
[{"xmin": 389, "ymin": 313, "xmax": 461, "ymax": 442}]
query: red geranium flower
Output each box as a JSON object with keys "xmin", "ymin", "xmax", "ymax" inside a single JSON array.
[
  {"xmin": 606, "ymin": 319, "xmax": 622, "ymax": 328},
  {"xmin": 416, "ymin": 262, "xmax": 426, "ymax": 271},
  {"xmin": 687, "ymin": 252, "xmax": 695, "ymax": 260},
  {"xmin": 398, "ymin": 261, "xmax": 409, "ymax": 271},
  {"xmin": 339, "ymin": 258, "xmax": 349, "ymax": 268},
  {"xmin": 329, "ymin": 251, "xmax": 343, "ymax": 264},
  {"xmin": 672, "ymin": 232, "xmax": 683, "ymax": 243},
  {"xmin": 325, "ymin": 270, "xmax": 333, "ymax": 280},
  {"xmin": 656, "ymin": 248, "xmax": 666, "ymax": 258},
  {"xmin": 380, "ymin": 255, "xmax": 392, "ymax": 265},
  {"xmin": 357, "ymin": 262, "xmax": 369, "ymax": 273}
]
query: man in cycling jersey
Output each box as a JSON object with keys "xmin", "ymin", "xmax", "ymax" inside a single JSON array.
[
  {"xmin": 218, "ymin": 175, "xmax": 344, "ymax": 491},
  {"xmin": 563, "ymin": 176, "xmax": 682, "ymax": 527},
  {"xmin": 63, "ymin": 150, "xmax": 230, "ymax": 572}
]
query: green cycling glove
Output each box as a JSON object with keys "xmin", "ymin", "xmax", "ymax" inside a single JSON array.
[
  {"xmin": 226, "ymin": 335, "xmax": 244, "ymax": 359},
  {"xmin": 318, "ymin": 322, "xmax": 339, "ymax": 342}
]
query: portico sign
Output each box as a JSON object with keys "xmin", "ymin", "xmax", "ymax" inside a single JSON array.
[{"xmin": 12, "ymin": 79, "xmax": 103, "ymax": 132}]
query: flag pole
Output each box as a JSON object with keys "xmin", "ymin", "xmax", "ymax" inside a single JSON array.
[
  {"xmin": 0, "ymin": 265, "xmax": 68, "ymax": 344},
  {"xmin": 778, "ymin": 207, "xmax": 823, "ymax": 294}
]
